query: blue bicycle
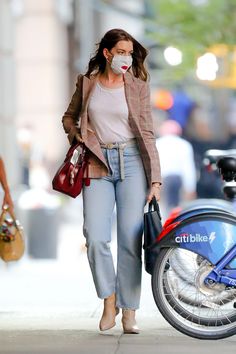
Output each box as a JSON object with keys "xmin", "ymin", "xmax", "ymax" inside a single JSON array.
[{"xmin": 150, "ymin": 151, "xmax": 236, "ymax": 339}]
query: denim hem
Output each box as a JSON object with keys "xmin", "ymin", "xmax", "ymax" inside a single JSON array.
[
  {"xmin": 116, "ymin": 303, "xmax": 139, "ymax": 310},
  {"xmin": 98, "ymin": 290, "xmax": 116, "ymax": 300}
]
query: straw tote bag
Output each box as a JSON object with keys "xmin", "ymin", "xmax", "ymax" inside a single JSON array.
[{"xmin": 0, "ymin": 206, "xmax": 25, "ymax": 262}]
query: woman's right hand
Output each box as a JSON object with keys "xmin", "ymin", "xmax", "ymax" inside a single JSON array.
[{"xmin": 75, "ymin": 132, "xmax": 84, "ymax": 144}]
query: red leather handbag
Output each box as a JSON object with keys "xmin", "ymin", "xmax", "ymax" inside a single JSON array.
[{"xmin": 52, "ymin": 143, "xmax": 90, "ymax": 198}]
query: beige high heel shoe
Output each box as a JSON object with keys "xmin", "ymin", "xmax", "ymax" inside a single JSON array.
[
  {"xmin": 122, "ymin": 309, "xmax": 140, "ymax": 334},
  {"xmin": 99, "ymin": 293, "xmax": 119, "ymax": 331}
]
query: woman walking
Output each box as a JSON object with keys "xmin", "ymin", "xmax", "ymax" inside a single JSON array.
[{"xmin": 62, "ymin": 28, "xmax": 161, "ymax": 333}]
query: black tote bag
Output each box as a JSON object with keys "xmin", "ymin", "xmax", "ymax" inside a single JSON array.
[{"xmin": 143, "ymin": 197, "xmax": 163, "ymax": 275}]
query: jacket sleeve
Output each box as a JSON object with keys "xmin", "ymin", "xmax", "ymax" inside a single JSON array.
[
  {"xmin": 62, "ymin": 74, "xmax": 83, "ymax": 144},
  {"xmin": 139, "ymin": 81, "xmax": 162, "ymax": 184}
]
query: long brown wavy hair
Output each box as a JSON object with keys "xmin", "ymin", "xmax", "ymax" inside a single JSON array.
[{"xmin": 85, "ymin": 28, "xmax": 149, "ymax": 81}]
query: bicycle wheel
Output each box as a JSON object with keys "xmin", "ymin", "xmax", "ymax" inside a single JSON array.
[
  {"xmin": 166, "ymin": 250, "xmax": 236, "ymax": 307},
  {"xmin": 152, "ymin": 248, "xmax": 236, "ymax": 339}
]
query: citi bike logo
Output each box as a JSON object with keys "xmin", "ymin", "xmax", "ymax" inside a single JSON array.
[{"xmin": 175, "ymin": 232, "xmax": 216, "ymax": 244}]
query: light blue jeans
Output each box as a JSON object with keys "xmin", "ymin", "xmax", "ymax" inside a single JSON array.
[{"xmin": 82, "ymin": 144, "xmax": 148, "ymax": 309}]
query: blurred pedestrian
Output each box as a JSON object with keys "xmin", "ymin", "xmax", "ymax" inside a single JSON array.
[
  {"xmin": 62, "ymin": 28, "xmax": 161, "ymax": 333},
  {"xmin": 156, "ymin": 120, "xmax": 196, "ymax": 218},
  {"xmin": 0, "ymin": 157, "xmax": 14, "ymax": 215},
  {"xmin": 167, "ymin": 87, "xmax": 195, "ymax": 134}
]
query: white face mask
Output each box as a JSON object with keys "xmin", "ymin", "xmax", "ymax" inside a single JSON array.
[{"xmin": 110, "ymin": 54, "xmax": 133, "ymax": 75}]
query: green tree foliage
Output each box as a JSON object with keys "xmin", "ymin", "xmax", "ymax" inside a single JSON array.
[{"xmin": 146, "ymin": 0, "xmax": 236, "ymax": 78}]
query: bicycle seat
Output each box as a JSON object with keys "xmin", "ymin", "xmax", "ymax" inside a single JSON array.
[{"xmin": 217, "ymin": 157, "xmax": 236, "ymax": 181}]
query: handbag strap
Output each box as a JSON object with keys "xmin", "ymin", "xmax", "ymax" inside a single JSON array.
[
  {"xmin": 0, "ymin": 209, "xmax": 6, "ymax": 225},
  {"xmin": 148, "ymin": 197, "xmax": 162, "ymax": 220},
  {"xmin": 0, "ymin": 206, "xmax": 19, "ymax": 229}
]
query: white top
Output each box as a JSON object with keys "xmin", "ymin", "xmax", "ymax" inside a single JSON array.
[
  {"xmin": 156, "ymin": 135, "xmax": 197, "ymax": 193},
  {"xmin": 88, "ymin": 82, "xmax": 134, "ymax": 144}
]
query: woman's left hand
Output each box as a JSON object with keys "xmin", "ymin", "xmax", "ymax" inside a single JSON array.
[{"xmin": 147, "ymin": 183, "xmax": 161, "ymax": 203}]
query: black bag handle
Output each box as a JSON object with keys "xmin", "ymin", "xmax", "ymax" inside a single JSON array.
[{"xmin": 148, "ymin": 197, "xmax": 162, "ymax": 220}]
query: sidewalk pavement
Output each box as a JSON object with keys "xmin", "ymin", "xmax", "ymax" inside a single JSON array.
[{"xmin": 1, "ymin": 250, "xmax": 236, "ymax": 354}]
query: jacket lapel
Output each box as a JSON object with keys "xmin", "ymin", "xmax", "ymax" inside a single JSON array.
[
  {"xmin": 124, "ymin": 72, "xmax": 139, "ymax": 132},
  {"xmin": 82, "ymin": 75, "xmax": 98, "ymax": 110},
  {"xmin": 80, "ymin": 75, "xmax": 108, "ymax": 168},
  {"xmin": 80, "ymin": 75, "xmax": 98, "ymax": 138}
]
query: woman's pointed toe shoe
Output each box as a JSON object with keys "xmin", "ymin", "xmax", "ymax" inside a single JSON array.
[
  {"xmin": 122, "ymin": 309, "xmax": 140, "ymax": 334},
  {"xmin": 99, "ymin": 294, "xmax": 119, "ymax": 331}
]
